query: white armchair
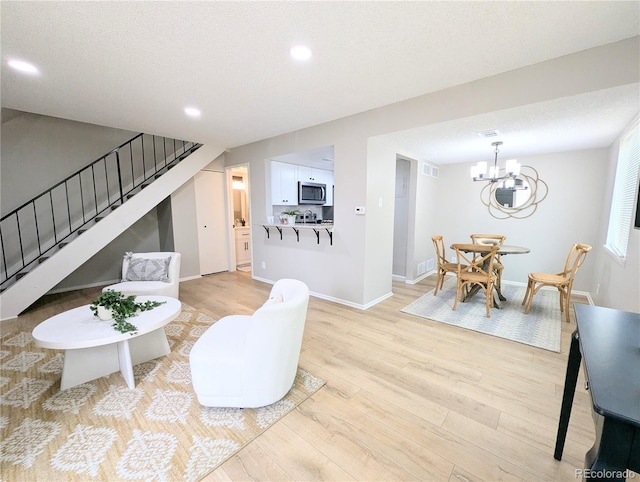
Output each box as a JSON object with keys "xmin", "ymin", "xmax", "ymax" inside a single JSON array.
[
  {"xmin": 189, "ymin": 278, "xmax": 310, "ymax": 408},
  {"xmin": 102, "ymin": 252, "xmax": 181, "ymax": 299}
]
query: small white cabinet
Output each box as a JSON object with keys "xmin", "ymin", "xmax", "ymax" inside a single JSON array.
[
  {"xmin": 235, "ymin": 227, "xmax": 251, "ymax": 265},
  {"xmin": 297, "ymin": 166, "xmax": 329, "ymax": 183},
  {"xmin": 271, "ymin": 161, "xmax": 298, "ymax": 205},
  {"xmin": 270, "ymin": 160, "xmax": 334, "ymax": 207},
  {"xmin": 297, "ymin": 166, "xmax": 316, "ymax": 182}
]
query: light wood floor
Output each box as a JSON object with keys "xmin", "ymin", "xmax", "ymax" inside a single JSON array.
[{"xmin": 10, "ymin": 271, "xmax": 598, "ymax": 481}]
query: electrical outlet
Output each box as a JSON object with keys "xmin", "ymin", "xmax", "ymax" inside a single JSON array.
[
  {"xmin": 451, "ymin": 255, "xmax": 457, "ymax": 263},
  {"xmin": 261, "ymin": 261, "xmax": 266, "ymax": 269}
]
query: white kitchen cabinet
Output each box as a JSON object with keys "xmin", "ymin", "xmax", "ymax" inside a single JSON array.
[
  {"xmin": 296, "ymin": 166, "xmax": 314, "ymax": 182},
  {"xmin": 235, "ymin": 227, "xmax": 251, "ymax": 265},
  {"xmin": 297, "ymin": 166, "xmax": 327, "ymax": 183},
  {"xmin": 271, "ymin": 161, "xmax": 297, "ymax": 205}
]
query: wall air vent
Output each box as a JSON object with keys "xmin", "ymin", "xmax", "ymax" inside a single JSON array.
[
  {"xmin": 478, "ymin": 129, "xmax": 500, "ymax": 138},
  {"xmin": 422, "ymin": 163, "xmax": 439, "ymax": 177}
]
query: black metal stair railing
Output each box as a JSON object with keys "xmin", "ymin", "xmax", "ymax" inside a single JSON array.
[{"xmin": 0, "ymin": 133, "xmax": 202, "ymax": 290}]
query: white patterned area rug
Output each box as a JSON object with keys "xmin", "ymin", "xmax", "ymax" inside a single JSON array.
[
  {"xmin": 0, "ymin": 304, "xmax": 325, "ymax": 481},
  {"xmin": 401, "ymin": 281, "xmax": 562, "ymax": 352}
]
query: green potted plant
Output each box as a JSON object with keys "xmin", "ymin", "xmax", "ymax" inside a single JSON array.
[
  {"xmin": 281, "ymin": 209, "xmax": 299, "ymax": 225},
  {"xmin": 90, "ymin": 289, "xmax": 165, "ymax": 334}
]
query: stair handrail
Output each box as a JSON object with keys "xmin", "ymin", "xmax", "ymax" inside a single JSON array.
[
  {"xmin": 1, "ymin": 133, "xmax": 143, "ymax": 222},
  {"xmin": 0, "ymin": 133, "xmax": 201, "ymax": 288}
]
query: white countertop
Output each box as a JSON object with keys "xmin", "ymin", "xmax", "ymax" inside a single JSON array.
[{"xmin": 264, "ymin": 223, "xmax": 333, "ymax": 228}]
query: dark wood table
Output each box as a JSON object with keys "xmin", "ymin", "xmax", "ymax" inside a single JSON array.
[
  {"xmin": 554, "ymin": 304, "xmax": 640, "ymax": 481},
  {"xmin": 451, "ymin": 244, "xmax": 530, "ymax": 308}
]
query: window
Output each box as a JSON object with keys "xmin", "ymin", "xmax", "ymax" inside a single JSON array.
[{"xmin": 605, "ymin": 119, "xmax": 640, "ymax": 262}]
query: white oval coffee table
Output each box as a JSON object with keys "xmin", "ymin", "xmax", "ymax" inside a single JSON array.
[{"xmin": 32, "ymin": 295, "xmax": 181, "ymax": 390}]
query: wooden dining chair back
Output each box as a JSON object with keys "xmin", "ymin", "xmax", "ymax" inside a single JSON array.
[
  {"xmin": 451, "ymin": 243, "xmax": 499, "ymax": 318},
  {"xmin": 470, "ymin": 234, "xmax": 506, "ymax": 246},
  {"xmin": 470, "ymin": 233, "xmax": 506, "ymax": 290},
  {"xmin": 522, "ymin": 243, "xmax": 592, "ymax": 323},
  {"xmin": 431, "ymin": 235, "xmax": 459, "ymax": 295}
]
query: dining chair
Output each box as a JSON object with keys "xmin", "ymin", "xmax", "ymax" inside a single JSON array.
[
  {"xmin": 470, "ymin": 233, "xmax": 506, "ymax": 291},
  {"xmin": 522, "ymin": 243, "xmax": 592, "ymax": 323},
  {"xmin": 431, "ymin": 235, "xmax": 461, "ymax": 295},
  {"xmin": 451, "ymin": 243, "xmax": 499, "ymax": 318}
]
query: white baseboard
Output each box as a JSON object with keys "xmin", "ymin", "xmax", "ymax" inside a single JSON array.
[
  {"xmin": 404, "ymin": 270, "xmax": 436, "ymax": 285},
  {"xmin": 46, "ymin": 275, "xmax": 203, "ymax": 296},
  {"xmin": 251, "ymin": 274, "xmax": 392, "ymax": 310},
  {"xmin": 179, "ymin": 275, "xmax": 202, "ymax": 282}
]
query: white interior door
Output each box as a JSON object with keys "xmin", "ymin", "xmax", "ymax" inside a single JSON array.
[{"xmin": 194, "ymin": 170, "xmax": 228, "ymax": 275}]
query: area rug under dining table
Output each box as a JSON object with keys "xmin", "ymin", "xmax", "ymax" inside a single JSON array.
[
  {"xmin": 401, "ymin": 280, "xmax": 562, "ymax": 352},
  {"xmin": 0, "ymin": 303, "xmax": 325, "ymax": 481}
]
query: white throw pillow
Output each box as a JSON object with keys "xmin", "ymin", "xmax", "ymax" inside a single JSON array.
[{"xmin": 124, "ymin": 254, "xmax": 171, "ymax": 282}]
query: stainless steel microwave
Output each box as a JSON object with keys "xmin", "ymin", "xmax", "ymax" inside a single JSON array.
[{"xmin": 298, "ymin": 181, "xmax": 326, "ymax": 205}]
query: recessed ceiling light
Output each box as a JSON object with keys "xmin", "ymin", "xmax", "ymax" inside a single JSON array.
[
  {"xmin": 184, "ymin": 107, "xmax": 201, "ymax": 118},
  {"xmin": 7, "ymin": 59, "xmax": 39, "ymax": 75},
  {"xmin": 290, "ymin": 45, "xmax": 312, "ymax": 61}
]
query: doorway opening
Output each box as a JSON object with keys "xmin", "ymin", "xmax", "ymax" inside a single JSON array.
[
  {"xmin": 392, "ymin": 158, "xmax": 411, "ymax": 280},
  {"xmin": 227, "ymin": 165, "xmax": 251, "ymax": 272}
]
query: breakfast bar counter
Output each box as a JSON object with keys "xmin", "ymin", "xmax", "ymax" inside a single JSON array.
[{"xmin": 262, "ymin": 223, "xmax": 333, "ymax": 245}]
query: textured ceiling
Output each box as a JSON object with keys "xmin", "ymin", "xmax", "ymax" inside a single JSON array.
[{"xmin": 1, "ymin": 1, "xmax": 639, "ymax": 165}]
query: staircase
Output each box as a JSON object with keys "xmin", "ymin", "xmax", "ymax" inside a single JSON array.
[{"xmin": 0, "ymin": 134, "xmax": 224, "ymax": 320}]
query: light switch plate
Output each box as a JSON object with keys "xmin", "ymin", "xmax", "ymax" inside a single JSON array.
[{"xmin": 355, "ymin": 206, "xmax": 366, "ymax": 215}]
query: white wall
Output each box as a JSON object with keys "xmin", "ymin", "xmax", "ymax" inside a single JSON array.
[
  {"xmin": 225, "ymin": 38, "xmax": 638, "ymax": 308},
  {"xmin": 1, "ymin": 110, "xmax": 137, "ymax": 215},
  {"xmin": 407, "ymin": 158, "xmax": 438, "ymax": 282},
  {"xmin": 1, "ymin": 111, "xmax": 166, "ymax": 291},
  {"xmin": 591, "ymin": 119, "xmax": 640, "ymax": 313},
  {"xmin": 0, "ymin": 110, "xmax": 226, "ymax": 296},
  {"xmin": 4, "ymin": 39, "xmax": 637, "ymax": 310},
  {"xmin": 226, "ymin": 124, "xmax": 373, "ymax": 306},
  {"xmin": 52, "ymin": 210, "xmax": 164, "ymax": 291},
  {"xmin": 364, "ymin": 138, "xmax": 397, "ymax": 304},
  {"xmin": 169, "ymin": 154, "xmax": 227, "ymax": 279},
  {"xmin": 434, "ymin": 149, "xmax": 608, "ymax": 293}
]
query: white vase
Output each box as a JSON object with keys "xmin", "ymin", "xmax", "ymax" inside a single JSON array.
[
  {"xmin": 287, "ymin": 215, "xmax": 296, "ymax": 225},
  {"xmin": 97, "ymin": 306, "xmax": 114, "ymax": 321}
]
